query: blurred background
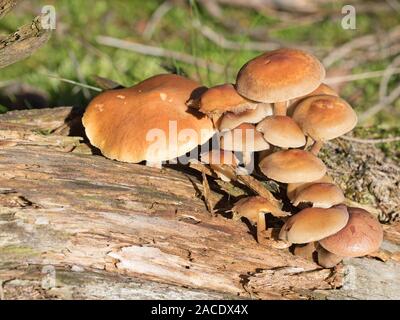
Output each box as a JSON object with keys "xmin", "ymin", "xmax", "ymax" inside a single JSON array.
[{"xmin": 0, "ymin": 0, "xmax": 399, "ymax": 160}]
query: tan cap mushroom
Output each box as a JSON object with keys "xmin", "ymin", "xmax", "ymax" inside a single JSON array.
[
  {"xmin": 316, "ymin": 245, "xmax": 343, "ymax": 268},
  {"xmin": 200, "ymin": 149, "xmax": 238, "ymax": 182},
  {"xmin": 292, "ymin": 94, "xmax": 357, "ymax": 154},
  {"xmin": 287, "ymin": 174, "xmax": 333, "ymax": 201},
  {"xmin": 291, "ymin": 183, "xmax": 345, "ymax": 208},
  {"xmin": 235, "ymin": 48, "xmax": 325, "ymax": 115},
  {"xmin": 279, "ymin": 205, "xmax": 349, "ymax": 244},
  {"xmin": 256, "ymin": 116, "xmax": 306, "ymax": 148},
  {"xmin": 319, "ymin": 207, "xmax": 383, "ymax": 257},
  {"xmin": 259, "ymin": 149, "xmax": 326, "ymax": 183},
  {"xmin": 198, "ymin": 83, "xmax": 259, "ymax": 116},
  {"xmin": 232, "ymin": 196, "xmax": 289, "ymax": 245},
  {"xmin": 83, "ymin": 74, "xmax": 215, "ymax": 164},
  {"xmin": 219, "ymin": 103, "xmax": 273, "ymax": 132},
  {"xmin": 287, "ymin": 83, "xmax": 338, "ymax": 116}
]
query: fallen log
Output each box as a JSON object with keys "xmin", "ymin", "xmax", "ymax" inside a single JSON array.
[{"xmin": 0, "ymin": 107, "xmax": 399, "ymax": 300}]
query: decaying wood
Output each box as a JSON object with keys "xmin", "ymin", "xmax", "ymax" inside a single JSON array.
[
  {"xmin": 0, "ymin": 107, "xmax": 399, "ymax": 300},
  {"xmin": 0, "ymin": 13, "xmax": 51, "ymax": 69}
]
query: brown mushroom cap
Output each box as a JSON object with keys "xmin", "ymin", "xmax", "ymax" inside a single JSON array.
[
  {"xmin": 259, "ymin": 149, "xmax": 326, "ymax": 183},
  {"xmin": 232, "ymin": 196, "xmax": 282, "ymax": 224},
  {"xmin": 287, "ymin": 83, "xmax": 338, "ymax": 116},
  {"xmin": 83, "ymin": 74, "xmax": 215, "ymax": 163},
  {"xmin": 256, "ymin": 115, "xmax": 306, "ymax": 148},
  {"xmin": 220, "ymin": 123, "xmax": 269, "ymax": 152},
  {"xmin": 292, "ymin": 94, "xmax": 358, "ymax": 141},
  {"xmin": 292, "ymin": 183, "xmax": 345, "ymax": 208},
  {"xmin": 279, "ymin": 205, "xmax": 349, "ymax": 244},
  {"xmin": 319, "ymin": 207, "xmax": 383, "ymax": 257},
  {"xmin": 235, "ymin": 48, "xmax": 325, "ymax": 103},
  {"xmin": 219, "ymin": 103, "xmax": 273, "ymax": 132},
  {"xmin": 287, "ymin": 174, "xmax": 333, "ymax": 201},
  {"xmin": 199, "ymin": 83, "xmax": 258, "ymax": 116}
]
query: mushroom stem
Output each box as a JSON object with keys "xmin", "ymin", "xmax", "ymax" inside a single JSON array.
[
  {"xmin": 242, "ymin": 151, "xmax": 253, "ymax": 168},
  {"xmin": 310, "ymin": 140, "xmax": 324, "ymax": 155},
  {"xmin": 256, "ymin": 212, "xmax": 267, "ymax": 243},
  {"xmin": 293, "ymin": 242, "xmax": 317, "ymax": 261},
  {"xmin": 317, "ymin": 245, "xmax": 343, "ymax": 268},
  {"xmin": 274, "ymin": 101, "xmax": 288, "ymax": 116}
]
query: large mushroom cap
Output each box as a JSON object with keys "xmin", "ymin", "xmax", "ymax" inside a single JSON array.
[
  {"xmin": 199, "ymin": 83, "xmax": 258, "ymax": 116},
  {"xmin": 220, "ymin": 123, "xmax": 269, "ymax": 152},
  {"xmin": 256, "ymin": 115, "xmax": 306, "ymax": 148},
  {"xmin": 292, "ymin": 183, "xmax": 345, "ymax": 208},
  {"xmin": 219, "ymin": 103, "xmax": 273, "ymax": 132},
  {"xmin": 292, "ymin": 94, "xmax": 358, "ymax": 141},
  {"xmin": 259, "ymin": 149, "xmax": 326, "ymax": 183},
  {"xmin": 319, "ymin": 207, "xmax": 383, "ymax": 257},
  {"xmin": 235, "ymin": 48, "xmax": 325, "ymax": 103},
  {"xmin": 82, "ymin": 74, "xmax": 215, "ymax": 163},
  {"xmin": 279, "ymin": 206, "xmax": 349, "ymax": 244}
]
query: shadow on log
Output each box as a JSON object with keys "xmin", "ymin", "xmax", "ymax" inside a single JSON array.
[{"xmin": 0, "ymin": 107, "xmax": 399, "ymax": 300}]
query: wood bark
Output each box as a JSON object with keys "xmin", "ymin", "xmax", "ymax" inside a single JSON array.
[{"xmin": 0, "ymin": 107, "xmax": 399, "ymax": 300}]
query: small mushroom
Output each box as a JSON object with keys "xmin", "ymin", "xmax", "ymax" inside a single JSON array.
[
  {"xmin": 220, "ymin": 123, "xmax": 269, "ymax": 167},
  {"xmin": 291, "ymin": 183, "xmax": 345, "ymax": 208},
  {"xmin": 235, "ymin": 48, "xmax": 325, "ymax": 116},
  {"xmin": 232, "ymin": 196, "xmax": 288, "ymax": 245},
  {"xmin": 316, "ymin": 244, "xmax": 343, "ymax": 268},
  {"xmin": 200, "ymin": 149, "xmax": 239, "ymax": 182},
  {"xmin": 219, "ymin": 103, "xmax": 273, "ymax": 132},
  {"xmin": 279, "ymin": 205, "xmax": 349, "ymax": 244},
  {"xmin": 292, "ymin": 94, "xmax": 357, "ymax": 155},
  {"xmin": 286, "ymin": 174, "xmax": 333, "ymax": 201},
  {"xmin": 259, "ymin": 149, "xmax": 326, "ymax": 183},
  {"xmin": 256, "ymin": 115, "xmax": 306, "ymax": 148},
  {"xmin": 319, "ymin": 207, "xmax": 384, "ymax": 258},
  {"xmin": 82, "ymin": 74, "xmax": 215, "ymax": 167},
  {"xmin": 288, "ymin": 83, "xmax": 339, "ymax": 115},
  {"xmin": 195, "ymin": 83, "xmax": 259, "ymax": 125}
]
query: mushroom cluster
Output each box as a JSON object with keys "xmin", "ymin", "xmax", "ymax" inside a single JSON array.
[
  {"xmin": 192, "ymin": 48, "xmax": 382, "ymax": 267},
  {"xmin": 82, "ymin": 48, "xmax": 383, "ymax": 269}
]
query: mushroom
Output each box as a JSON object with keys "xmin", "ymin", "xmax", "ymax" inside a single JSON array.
[
  {"xmin": 316, "ymin": 244, "xmax": 343, "ymax": 268},
  {"xmin": 279, "ymin": 205, "xmax": 349, "ymax": 244},
  {"xmin": 293, "ymin": 242, "xmax": 317, "ymax": 261},
  {"xmin": 235, "ymin": 48, "xmax": 325, "ymax": 116},
  {"xmin": 259, "ymin": 149, "xmax": 326, "ymax": 183},
  {"xmin": 286, "ymin": 174, "xmax": 333, "ymax": 201},
  {"xmin": 83, "ymin": 74, "xmax": 215, "ymax": 167},
  {"xmin": 256, "ymin": 115, "xmax": 306, "ymax": 148},
  {"xmin": 291, "ymin": 183, "xmax": 345, "ymax": 208},
  {"xmin": 232, "ymin": 196, "xmax": 289, "ymax": 245},
  {"xmin": 292, "ymin": 94, "xmax": 358, "ymax": 155},
  {"xmin": 220, "ymin": 123, "xmax": 269, "ymax": 167},
  {"xmin": 287, "ymin": 83, "xmax": 339, "ymax": 116},
  {"xmin": 200, "ymin": 149, "xmax": 239, "ymax": 182},
  {"xmin": 319, "ymin": 207, "xmax": 383, "ymax": 258},
  {"xmin": 219, "ymin": 103, "xmax": 273, "ymax": 132},
  {"xmin": 194, "ymin": 83, "xmax": 260, "ymax": 126}
]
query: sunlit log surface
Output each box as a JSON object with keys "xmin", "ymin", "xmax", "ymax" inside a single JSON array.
[{"xmin": 0, "ymin": 107, "xmax": 399, "ymax": 300}]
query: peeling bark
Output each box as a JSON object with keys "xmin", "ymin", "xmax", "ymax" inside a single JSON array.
[{"xmin": 0, "ymin": 107, "xmax": 399, "ymax": 300}]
